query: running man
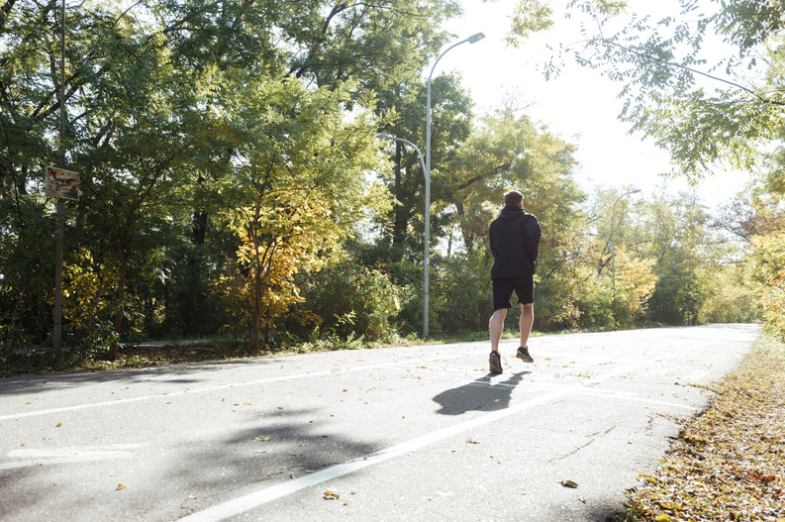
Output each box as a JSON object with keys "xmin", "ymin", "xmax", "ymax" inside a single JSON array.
[{"xmin": 488, "ymin": 190, "xmax": 542, "ymax": 374}]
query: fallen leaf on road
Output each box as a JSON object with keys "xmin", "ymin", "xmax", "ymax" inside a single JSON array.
[
  {"xmin": 323, "ymin": 491, "xmax": 340, "ymax": 500},
  {"xmin": 252, "ymin": 434, "xmax": 274, "ymax": 442},
  {"xmin": 561, "ymin": 480, "xmax": 579, "ymax": 488},
  {"xmin": 56, "ymin": 423, "xmax": 62, "ymax": 427},
  {"xmin": 116, "ymin": 484, "xmax": 126, "ymax": 490},
  {"xmin": 466, "ymin": 439, "xmax": 480, "ymax": 444}
]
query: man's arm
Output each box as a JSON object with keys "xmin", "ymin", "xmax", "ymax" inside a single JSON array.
[{"xmin": 526, "ymin": 215, "xmax": 542, "ymax": 267}]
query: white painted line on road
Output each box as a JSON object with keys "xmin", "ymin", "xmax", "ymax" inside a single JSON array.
[
  {"xmin": 575, "ymin": 391, "xmax": 699, "ymax": 411},
  {"xmin": 0, "ymin": 444, "xmax": 144, "ymax": 471},
  {"xmin": 465, "ymin": 380, "xmax": 700, "ymax": 412},
  {"xmin": 177, "ymin": 363, "xmax": 645, "ymax": 522},
  {"xmin": 0, "ymin": 356, "xmax": 448, "ymax": 422}
]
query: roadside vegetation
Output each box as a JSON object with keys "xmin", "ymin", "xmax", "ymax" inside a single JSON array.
[
  {"xmin": 1, "ymin": 1, "xmax": 783, "ymax": 378},
  {"xmin": 612, "ymin": 336, "xmax": 785, "ymax": 522}
]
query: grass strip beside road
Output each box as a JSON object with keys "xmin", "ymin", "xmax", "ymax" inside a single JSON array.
[{"xmin": 614, "ymin": 337, "xmax": 785, "ymax": 522}]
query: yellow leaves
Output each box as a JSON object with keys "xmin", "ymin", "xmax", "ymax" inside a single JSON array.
[
  {"xmin": 655, "ymin": 515, "xmax": 671, "ymax": 522},
  {"xmin": 622, "ymin": 341, "xmax": 785, "ymax": 521},
  {"xmin": 116, "ymin": 484, "xmax": 126, "ymax": 491},
  {"xmin": 657, "ymin": 501, "xmax": 683, "ymax": 511},
  {"xmin": 56, "ymin": 423, "xmax": 62, "ymax": 427},
  {"xmin": 323, "ymin": 491, "xmax": 339, "ymax": 500}
]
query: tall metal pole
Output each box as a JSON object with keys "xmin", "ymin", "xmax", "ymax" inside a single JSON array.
[
  {"xmin": 53, "ymin": 0, "xmax": 66, "ymax": 355},
  {"xmin": 611, "ymin": 189, "xmax": 641, "ymax": 286},
  {"xmin": 424, "ymin": 32, "xmax": 484, "ymax": 338},
  {"xmin": 378, "ymin": 135, "xmax": 428, "ymax": 338}
]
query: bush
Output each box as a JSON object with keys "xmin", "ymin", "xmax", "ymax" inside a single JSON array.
[
  {"xmin": 297, "ymin": 261, "xmax": 414, "ymax": 341},
  {"xmin": 752, "ymin": 232, "xmax": 785, "ymax": 340},
  {"xmin": 698, "ymin": 266, "xmax": 758, "ymax": 324},
  {"xmin": 430, "ymin": 250, "xmax": 494, "ymax": 334}
]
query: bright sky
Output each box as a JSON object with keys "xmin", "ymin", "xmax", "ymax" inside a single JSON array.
[{"xmin": 441, "ymin": 0, "xmax": 752, "ymax": 210}]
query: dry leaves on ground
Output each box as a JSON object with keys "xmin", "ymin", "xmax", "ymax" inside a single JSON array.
[{"xmin": 614, "ymin": 338, "xmax": 785, "ymax": 522}]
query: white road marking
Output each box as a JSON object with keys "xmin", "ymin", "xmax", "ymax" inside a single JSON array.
[
  {"xmin": 1, "ymin": 444, "xmax": 144, "ymax": 471},
  {"xmin": 177, "ymin": 363, "xmax": 645, "ymax": 522},
  {"xmin": 466, "ymin": 380, "xmax": 700, "ymax": 411},
  {"xmin": 574, "ymin": 390, "xmax": 699, "ymax": 411},
  {"xmin": 0, "ymin": 356, "xmax": 447, "ymax": 422}
]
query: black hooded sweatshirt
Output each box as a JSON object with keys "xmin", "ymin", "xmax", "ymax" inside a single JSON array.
[{"xmin": 489, "ymin": 205, "xmax": 542, "ymax": 279}]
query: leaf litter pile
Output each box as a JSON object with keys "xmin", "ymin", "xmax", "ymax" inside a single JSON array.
[{"xmin": 613, "ymin": 338, "xmax": 785, "ymax": 522}]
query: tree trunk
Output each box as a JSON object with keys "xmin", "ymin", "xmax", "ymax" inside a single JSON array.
[
  {"xmin": 455, "ymin": 200, "xmax": 475, "ymax": 252},
  {"xmin": 390, "ymin": 142, "xmax": 408, "ymax": 259},
  {"xmin": 248, "ymin": 264, "xmax": 263, "ymax": 353},
  {"xmin": 108, "ymin": 247, "xmax": 129, "ymax": 361},
  {"xmin": 192, "ymin": 211, "xmax": 208, "ymax": 245}
]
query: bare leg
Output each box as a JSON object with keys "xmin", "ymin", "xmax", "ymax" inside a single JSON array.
[
  {"xmin": 519, "ymin": 303, "xmax": 534, "ymax": 348},
  {"xmin": 489, "ymin": 308, "xmax": 508, "ymax": 352}
]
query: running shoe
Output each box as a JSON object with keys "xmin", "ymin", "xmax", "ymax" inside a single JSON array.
[
  {"xmin": 489, "ymin": 351, "xmax": 503, "ymax": 374},
  {"xmin": 515, "ymin": 346, "xmax": 534, "ymax": 363}
]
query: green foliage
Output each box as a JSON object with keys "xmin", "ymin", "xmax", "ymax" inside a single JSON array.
[
  {"xmin": 524, "ymin": 0, "xmax": 785, "ymax": 182},
  {"xmin": 299, "ymin": 261, "xmax": 414, "ymax": 342},
  {"xmin": 0, "ymin": 0, "xmax": 451, "ymax": 361},
  {"xmin": 752, "ymin": 232, "xmax": 785, "ymax": 341},
  {"xmin": 2, "ymin": 0, "xmax": 772, "ymax": 371},
  {"xmin": 698, "ymin": 266, "xmax": 758, "ymax": 325},
  {"xmin": 431, "ymin": 249, "xmax": 494, "ymax": 333},
  {"xmin": 505, "ymin": 0, "xmax": 555, "ymax": 47},
  {"xmin": 446, "ymin": 107, "xmax": 583, "ymax": 253},
  {"xmin": 63, "ymin": 318, "xmax": 119, "ymax": 364}
]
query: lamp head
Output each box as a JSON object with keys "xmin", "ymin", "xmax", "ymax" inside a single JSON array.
[{"xmin": 468, "ymin": 32, "xmax": 485, "ymax": 44}]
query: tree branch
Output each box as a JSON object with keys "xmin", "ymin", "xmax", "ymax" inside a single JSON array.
[
  {"xmin": 0, "ymin": 0, "xmax": 18, "ymax": 35},
  {"xmin": 455, "ymin": 162, "xmax": 512, "ymax": 191},
  {"xmin": 604, "ymin": 39, "xmax": 785, "ymax": 106}
]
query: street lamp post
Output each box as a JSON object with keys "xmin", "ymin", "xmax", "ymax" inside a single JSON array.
[
  {"xmin": 53, "ymin": 0, "xmax": 67, "ymax": 356},
  {"xmin": 611, "ymin": 189, "xmax": 641, "ymax": 285},
  {"xmin": 423, "ymin": 32, "xmax": 484, "ymax": 338},
  {"xmin": 377, "ymin": 134, "xmax": 429, "ymax": 339}
]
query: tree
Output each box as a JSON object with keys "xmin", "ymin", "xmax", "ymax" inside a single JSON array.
[
  {"xmin": 499, "ymin": 0, "xmax": 785, "ymax": 183},
  {"xmin": 376, "ymin": 73, "xmax": 474, "ymax": 260},
  {"xmin": 0, "ymin": 0, "xmax": 460, "ymax": 358},
  {"xmin": 446, "ymin": 106, "xmax": 582, "ymax": 253},
  {"xmin": 214, "ymin": 79, "xmax": 390, "ymax": 352}
]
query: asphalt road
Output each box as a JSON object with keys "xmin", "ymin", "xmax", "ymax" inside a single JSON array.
[{"xmin": 0, "ymin": 324, "xmax": 760, "ymax": 522}]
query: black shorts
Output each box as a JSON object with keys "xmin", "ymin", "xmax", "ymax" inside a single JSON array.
[{"xmin": 492, "ymin": 277, "xmax": 534, "ymax": 310}]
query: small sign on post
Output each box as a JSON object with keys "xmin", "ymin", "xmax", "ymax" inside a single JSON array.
[{"xmin": 45, "ymin": 165, "xmax": 79, "ymax": 201}]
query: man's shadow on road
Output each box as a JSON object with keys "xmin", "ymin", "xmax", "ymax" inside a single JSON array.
[{"xmin": 432, "ymin": 372, "xmax": 530, "ymax": 415}]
